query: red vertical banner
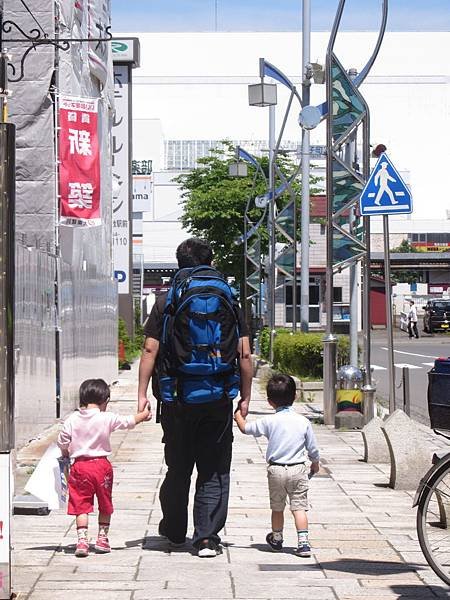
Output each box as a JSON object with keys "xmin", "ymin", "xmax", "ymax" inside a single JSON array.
[{"xmin": 59, "ymin": 96, "xmax": 101, "ymax": 225}]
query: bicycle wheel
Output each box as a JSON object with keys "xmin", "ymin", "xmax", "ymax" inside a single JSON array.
[{"xmin": 417, "ymin": 462, "xmax": 450, "ymax": 585}]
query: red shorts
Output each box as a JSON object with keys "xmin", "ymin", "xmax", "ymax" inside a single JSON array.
[{"xmin": 67, "ymin": 457, "xmax": 114, "ymax": 516}]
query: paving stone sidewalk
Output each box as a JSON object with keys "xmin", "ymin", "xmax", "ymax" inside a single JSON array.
[{"xmin": 12, "ymin": 364, "xmax": 450, "ymax": 599}]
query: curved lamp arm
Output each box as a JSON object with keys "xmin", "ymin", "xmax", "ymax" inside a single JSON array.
[
  {"xmin": 315, "ymin": 0, "xmax": 389, "ymax": 119},
  {"xmin": 233, "ymin": 146, "xmax": 268, "ymax": 245}
]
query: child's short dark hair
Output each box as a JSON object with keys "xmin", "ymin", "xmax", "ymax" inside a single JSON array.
[
  {"xmin": 266, "ymin": 373, "xmax": 296, "ymax": 406},
  {"xmin": 79, "ymin": 379, "xmax": 110, "ymax": 407}
]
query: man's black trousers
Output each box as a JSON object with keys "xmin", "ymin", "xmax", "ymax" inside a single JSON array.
[{"xmin": 159, "ymin": 398, "xmax": 233, "ymax": 547}]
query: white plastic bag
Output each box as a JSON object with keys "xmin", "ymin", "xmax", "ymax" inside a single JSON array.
[{"xmin": 25, "ymin": 443, "xmax": 70, "ymax": 510}]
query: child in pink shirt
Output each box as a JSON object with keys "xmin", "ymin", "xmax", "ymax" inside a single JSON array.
[{"xmin": 57, "ymin": 378, "xmax": 150, "ymax": 557}]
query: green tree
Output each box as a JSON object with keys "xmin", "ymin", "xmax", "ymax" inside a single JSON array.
[
  {"xmin": 176, "ymin": 142, "xmax": 320, "ymax": 288},
  {"xmin": 390, "ymin": 238, "xmax": 419, "ymax": 253},
  {"xmin": 388, "ymin": 238, "xmax": 421, "ymax": 283}
]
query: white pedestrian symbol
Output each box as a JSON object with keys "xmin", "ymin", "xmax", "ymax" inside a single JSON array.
[{"xmin": 374, "ymin": 162, "xmax": 397, "ymax": 206}]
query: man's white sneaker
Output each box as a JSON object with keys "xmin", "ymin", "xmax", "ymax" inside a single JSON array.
[{"xmin": 197, "ymin": 539, "xmax": 222, "ymax": 558}]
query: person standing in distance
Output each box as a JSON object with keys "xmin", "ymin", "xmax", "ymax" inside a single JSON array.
[
  {"xmin": 138, "ymin": 238, "xmax": 253, "ymax": 557},
  {"xmin": 407, "ymin": 300, "xmax": 419, "ymax": 339}
]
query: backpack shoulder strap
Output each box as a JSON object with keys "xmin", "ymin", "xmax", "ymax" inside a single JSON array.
[
  {"xmin": 165, "ymin": 268, "xmax": 193, "ymax": 313},
  {"xmin": 189, "ymin": 265, "xmax": 224, "ymax": 279}
]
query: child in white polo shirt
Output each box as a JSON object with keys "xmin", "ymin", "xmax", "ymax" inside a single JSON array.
[{"xmin": 234, "ymin": 373, "xmax": 319, "ymax": 557}]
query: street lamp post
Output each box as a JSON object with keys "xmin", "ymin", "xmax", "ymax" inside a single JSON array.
[
  {"xmin": 229, "ymin": 146, "xmax": 267, "ymax": 332},
  {"xmin": 248, "ymin": 61, "xmax": 278, "ymax": 361},
  {"xmin": 268, "ymin": 105, "xmax": 276, "ymax": 362},
  {"xmin": 300, "ymin": 0, "xmax": 311, "ymax": 333}
]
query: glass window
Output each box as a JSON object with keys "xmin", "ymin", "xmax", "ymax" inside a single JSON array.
[
  {"xmin": 333, "ymin": 287, "xmax": 343, "ymax": 303},
  {"xmin": 310, "ymin": 285, "xmax": 320, "ymax": 304}
]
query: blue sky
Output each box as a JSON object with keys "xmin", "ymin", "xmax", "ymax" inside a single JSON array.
[{"xmin": 112, "ymin": 0, "xmax": 450, "ymax": 32}]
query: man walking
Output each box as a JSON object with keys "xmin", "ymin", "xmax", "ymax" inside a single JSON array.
[
  {"xmin": 138, "ymin": 238, "xmax": 252, "ymax": 557},
  {"xmin": 407, "ymin": 299, "xmax": 419, "ymax": 339}
]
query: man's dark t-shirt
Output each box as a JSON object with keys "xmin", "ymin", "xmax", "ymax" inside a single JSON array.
[{"xmin": 144, "ymin": 292, "xmax": 249, "ymax": 400}]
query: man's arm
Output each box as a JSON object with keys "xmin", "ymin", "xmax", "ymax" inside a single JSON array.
[
  {"xmin": 238, "ymin": 336, "xmax": 252, "ymax": 418},
  {"xmin": 137, "ymin": 337, "xmax": 159, "ymax": 417}
]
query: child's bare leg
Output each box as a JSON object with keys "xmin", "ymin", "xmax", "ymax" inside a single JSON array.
[
  {"xmin": 95, "ymin": 512, "xmax": 112, "ymax": 553},
  {"xmin": 76, "ymin": 513, "xmax": 88, "ymax": 538},
  {"xmin": 292, "ymin": 509, "xmax": 310, "ymax": 555},
  {"xmin": 292, "ymin": 509, "xmax": 307, "ymax": 531},
  {"xmin": 76, "ymin": 514, "xmax": 88, "ymax": 529},
  {"xmin": 75, "ymin": 514, "xmax": 89, "ymax": 556},
  {"xmin": 266, "ymin": 510, "xmax": 284, "ymax": 549},
  {"xmin": 98, "ymin": 512, "xmax": 111, "ymax": 537},
  {"xmin": 271, "ymin": 510, "xmax": 284, "ymax": 532}
]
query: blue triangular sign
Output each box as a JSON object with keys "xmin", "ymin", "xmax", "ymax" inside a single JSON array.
[{"xmin": 359, "ymin": 153, "xmax": 412, "ymax": 216}]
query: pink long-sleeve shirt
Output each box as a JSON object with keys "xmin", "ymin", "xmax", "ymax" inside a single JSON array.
[{"xmin": 57, "ymin": 407, "xmax": 136, "ymax": 459}]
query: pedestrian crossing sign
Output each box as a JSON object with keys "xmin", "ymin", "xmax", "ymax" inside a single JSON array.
[{"xmin": 359, "ymin": 153, "xmax": 412, "ymax": 216}]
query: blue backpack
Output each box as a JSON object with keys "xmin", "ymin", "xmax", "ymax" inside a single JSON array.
[{"xmin": 158, "ymin": 266, "xmax": 241, "ymax": 404}]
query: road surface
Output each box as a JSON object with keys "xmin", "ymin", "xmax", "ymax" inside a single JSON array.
[{"xmin": 370, "ymin": 329, "xmax": 450, "ymax": 425}]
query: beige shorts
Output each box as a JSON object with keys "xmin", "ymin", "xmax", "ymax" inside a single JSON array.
[{"xmin": 267, "ymin": 463, "xmax": 309, "ymax": 512}]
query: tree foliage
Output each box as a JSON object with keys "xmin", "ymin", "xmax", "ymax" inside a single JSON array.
[
  {"xmin": 390, "ymin": 239, "xmax": 419, "ymax": 253},
  {"xmin": 373, "ymin": 238, "xmax": 421, "ymax": 284},
  {"xmin": 175, "ymin": 142, "xmax": 321, "ymax": 287}
]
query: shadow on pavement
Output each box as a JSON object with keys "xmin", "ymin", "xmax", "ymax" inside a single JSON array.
[
  {"xmin": 258, "ymin": 558, "xmax": 425, "ymax": 575},
  {"xmin": 390, "ymin": 584, "xmax": 449, "ymax": 598},
  {"xmin": 141, "ymin": 535, "xmax": 196, "ymax": 555}
]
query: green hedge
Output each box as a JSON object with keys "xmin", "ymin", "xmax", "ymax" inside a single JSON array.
[
  {"xmin": 118, "ymin": 310, "xmax": 145, "ymax": 368},
  {"xmin": 259, "ymin": 328, "xmax": 350, "ymax": 380}
]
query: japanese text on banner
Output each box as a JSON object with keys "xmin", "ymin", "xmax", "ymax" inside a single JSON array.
[{"xmin": 59, "ymin": 96, "xmax": 101, "ymax": 225}]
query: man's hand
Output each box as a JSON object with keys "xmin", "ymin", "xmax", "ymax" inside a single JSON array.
[
  {"xmin": 238, "ymin": 398, "xmax": 250, "ymax": 418},
  {"xmin": 142, "ymin": 402, "xmax": 152, "ymax": 422},
  {"xmin": 135, "ymin": 401, "xmax": 152, "ymax": 424},
  {"xmin": 138, "ymin": 395, "xmax": 149, "ymax": 413}
]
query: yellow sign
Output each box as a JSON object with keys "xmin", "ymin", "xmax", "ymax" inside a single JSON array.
[{"xmin": 337, "ymin": 389, "xmax": 363, "ymax": 412}]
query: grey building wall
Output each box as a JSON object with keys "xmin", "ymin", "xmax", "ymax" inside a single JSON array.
[{"xmin": 5, "ymin": 0, "xmax": 117, "ymax": 445}]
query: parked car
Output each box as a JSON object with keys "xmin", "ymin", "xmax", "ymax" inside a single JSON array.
[{"xmin": 423, "ymin": 299, "xmax": 450, "ymax": 333}]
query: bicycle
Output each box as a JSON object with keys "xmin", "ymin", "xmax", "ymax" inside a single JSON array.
[
  {"xmin": 414, "ymin": 432, "xmax": 450, "ymax": 585},
  {"xmin": 413, "ymin": 363, "xmax": 450, "ymax": 585}
]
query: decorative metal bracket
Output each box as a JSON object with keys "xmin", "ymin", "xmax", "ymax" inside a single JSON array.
[{"xmin": 1, "ymin": 16, "xmax": 113, "ymax": 82}]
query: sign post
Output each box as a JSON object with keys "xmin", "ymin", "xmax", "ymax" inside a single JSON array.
[
  {"xmin": 0, "ymin": 122, "xmax": 16, "ymax": 600},
  {"xmin": 112, "ymin": 38, "xmax": 140, "ymax": 336},
  {"xmin": 360, "ymin": 152, "xmax": 413, "ymax": 413}
]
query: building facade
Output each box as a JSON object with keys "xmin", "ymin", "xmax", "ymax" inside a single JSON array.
[{"xmin": 6, "ymin": 0, "xmax": 117, "ymax": 445}]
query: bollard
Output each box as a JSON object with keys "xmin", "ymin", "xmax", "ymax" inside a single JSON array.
[
  {"xmin": 402, "ymin": 366, "xmax": 411, "ymax": 417},
  {"xmin": 361, "ymin": 366, "xmax": 376, "ymax": 424},
  {"xmin": 335, "ymin": 365, "xmax": 364, "ymax": 429},
  {"xmin": 323, "ymin": 335, "xmax": 337, "ymax": 426}
]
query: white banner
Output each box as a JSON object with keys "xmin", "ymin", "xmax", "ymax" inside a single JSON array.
[
  {"xmin": 133, "ymin": 175, "xmax": 152, "ymax": 213},
  {"xmin": 112, "ymin": 65, "xmax": 131, "ymax": 294}
]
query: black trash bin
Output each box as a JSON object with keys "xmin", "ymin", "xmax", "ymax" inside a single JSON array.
[{"xmin": 428, "ymin": 370, "xmax": 450, "ymax": 431}]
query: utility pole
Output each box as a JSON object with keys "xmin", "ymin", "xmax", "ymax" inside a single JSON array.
[
  {"xmin": 0, "ymin": 39, "xmax": 16, "ymax": 600},
  {"xmin": 300, "ymin": 0, "xmax": 311, "ymax": 332}
]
